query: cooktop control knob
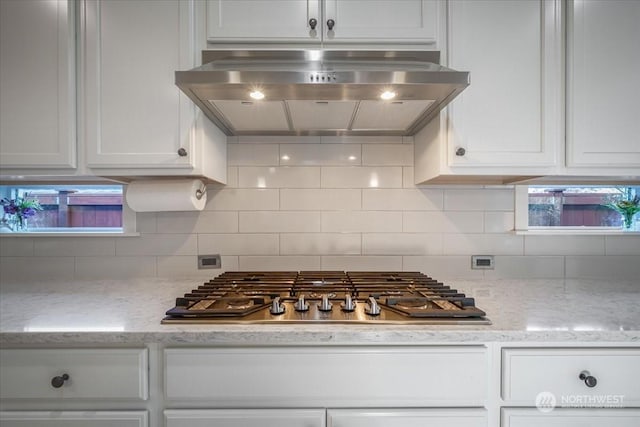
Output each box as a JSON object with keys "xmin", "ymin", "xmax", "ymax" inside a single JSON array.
[
  {"xmin": 341, "ymin": 294, "xmax": 356, "ymax": 312},
  {"xmin": 294, "ymin": 295, "xmax": 309, "ymax": 312},
  {"xmin": 318, "ymin": 294, "xmax": 333, "ymax": 312},
  {"xmin": 365, "ymin": 297, "xmax": 381, "ymax": 316},
  {"xmin": 270, "ymin": 297, "xmax": 285, "ymax": 315}
]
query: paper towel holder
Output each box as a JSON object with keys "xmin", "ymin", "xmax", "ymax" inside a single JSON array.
[{"xmin": 195, "ymin": 185, "xmax": 206, "ymax": 200}]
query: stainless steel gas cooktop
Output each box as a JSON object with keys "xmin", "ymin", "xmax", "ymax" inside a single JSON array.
[{"xmin": 162, "ymin": 271, "xmax": 490, "ymax": 325}]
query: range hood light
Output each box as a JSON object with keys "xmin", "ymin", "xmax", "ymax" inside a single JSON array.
[
  {"xmin": 380, "ymin": 90, "xmax": 396, "ymax": 100},
  {"xmin": 249, "ymin": 90, "xmax": 265, "ymax": 100}
]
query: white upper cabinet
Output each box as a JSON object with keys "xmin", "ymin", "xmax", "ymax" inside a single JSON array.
[
  {"xmin": 206, "ymin": 0, "xmax": 439, "ymax": 46},
  {"xmin": 323, "ymin": 0, "xmax": 439, "ymax": 45},
  {"xmin": 414, "ymin": 0, "xmax": 563, "ymax": 184},
  {"xmin": 566, "ymin": 0, "xmax": 640, "ymax": 170},
  {"xmin": 79, "ymin": 0, "xmax": 226, "ymax": 182},
  {"xmin": 207, "ymin": 0, "xmax": 321, "ymax": 42},
  {"xmin": 0, "ymin": 0, "xmax": 76, "ymax": 170}
]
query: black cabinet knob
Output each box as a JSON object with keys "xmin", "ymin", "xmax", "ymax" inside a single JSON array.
[
  {"xmin": 51, "ymin": 373, "xmax": 69, "ymax": 388},
  {"xmin": 579, "ymin": 370, "xmax": 597, "ymax": 388},
  {"xmin": 327, "ymin": 19, "xmax": 335, "ymax": 30},
  {"xmin": 177, "ymin": 148, "xmax": 188, "ymax": 157},
  {"xmin": 309, "ymin": 18, "xmax": 317, "ymax": 30},
  {"xmin": 455, "ymin": 147, "xmax": 466, "ymax": 156}
]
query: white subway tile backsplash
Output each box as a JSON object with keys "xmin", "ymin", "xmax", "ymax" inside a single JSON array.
[
  {"xmin": 225, "ymin": 167, "xmax": 239, "ymax": 188},
  {"xmin": 228, "ymin": 143, "xmax": 279, "ymax": 166},
  {"xmin": 239, "ymin": 166, "xmax": 320, "ymax": 188},
  {"xmin": 403, "ymin": 167, "xmax": 415, "ymax": 188},
  {"xmin": 239, "ymin": 256, "xmax": 320, "ymax": 271},
  {"xmin": 198, "ymin": 233, "xmax": 279, "ymax": 255},
  {"xmin": 239, "ymin": 211, "xmax": 321, "ymax": 233},
  {"xmin": 443, "ymin": 234, "xmax": 523, "ymax": 255},
  {"xmin": 363, "ymin": 189, "xmax": 444, "ymax": 210},
  {"xmin": 280, "ymin": 189, "xmax": 361, "ymax": 211},
  {"xmin": 280, "ymin": 233, "xmax": 361, "ymax": 255},
  {"xmin": 280, "ymin": 144, "xmax": 361, "ymax": 166},
  {"xmin": 136, "ymin": 212, "xmax": 157, "ymax": 233},
  {"xmin": 0, "ymin": 238, "xmax": 34, "ymax": 256},
  {"xmin": 116, "ymin": 234, "xmax": 197, "ymax": 256},
  {"xmin": 605, "ymin": 235, "xmax": 640, "ymax": 255},
  {"xmin": 484, "ymin": 212, "xmax": 515, "ymax": 233},
  {"xmin": 157, "ymin": 255, "xmax": 238, "ymax": 277},
  {"xmin": 322, "ymin": 211, "xmax": 402, "ymax": 232},
  {"xmin": 157, "ymin": 211, "xmax": 238, "ymax": 234},
  {"xmin": 205, "ymin": 189, "xmax": 279, "ymax": 211},
  {"xmin": 35, "ymin": 237, "xmax": 115, "ymax": 257},
  {"xmin": 484, "ymin": 256, "xmax": 565, "ymax": 279},
  {"xmin": 402, "ymin": 256, "xmax": 484, "ymax": 279},
  {"xmin": 0, "ymin": 257, "xmax": 75, "ymax": 281},
  {"xmin": 566, "ymin": 255, "xmax": 640, "ymax": 279},
  {"xmin": 403, "ymin": 211, "xmax": 484, "ymax": 233},
  {"xmin": 75, "ymin": 256, "xmax": 156, "ymax": 279},
  {"xmin": 322, "ymin": 255, "xmax": 403, "ymax": 271},
  {"xmin": 321, "ymin": 167, "xmax": 402, "ymax": 188},
  {"xmin": 525, "ymin": 235, "xmax": 605, "ymax": 256},
  {"xmin": 363, "ymin": 233, "xmax": 443, "ymax": 255},
  {"xmin": 444, "ymin": 188, "xmax": 514, "ymax": 211},
  {"xmin": 362, "ymin": 144, "xmax": 413, "ymax": 166}
]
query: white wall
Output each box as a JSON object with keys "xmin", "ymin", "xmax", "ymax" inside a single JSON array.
[{"xmin": 1, "ymin": 136, "xmax": 639, "ymax": 281}]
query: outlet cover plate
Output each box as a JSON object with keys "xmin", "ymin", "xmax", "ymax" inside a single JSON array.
[
  {"xmin": 471, "ymin": 255, "xmax": 494, "ymax": 270},
  {"xmin": 198, "ymin": 254, "xmax": 222, "ymax": 269}
]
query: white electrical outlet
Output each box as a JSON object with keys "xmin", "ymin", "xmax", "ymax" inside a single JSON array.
[
  {"xmin": 198, "ymin": 254, "xmax": 221, "ymax": 269},
  {"xmin": 471, "ymin": 255, "xmax": 494, "ymax": 270}
]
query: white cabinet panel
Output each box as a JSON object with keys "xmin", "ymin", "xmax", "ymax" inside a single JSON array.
[
  {"xmin": 81, "ymin": 0, "xmax": 196, "ymax": 169},
  {"xmin": 446, "ymin": 0, "xmax": 561, "ymax": 168},
  {"xmin": 328, "ymin": 408, "xmax": 486, "ymax": 427},
  {"xmin": 502, "ymin": 408, "xmax": 640, "ymax": 427},
  {"xmin": 323, "ymin": 0, "xmax": 439, "ymax": 44},
  {"xmin": 566, "ymin": 0, "xmax": 640, "ymax": 169},
  {"xmin": 165, "ymin": 409, "xmax": 326, "ymax": 427},
  {"xmin": 0, "ymin": 0, "xmax": 76, "ymax": 169},
  {"xmin": 502, "ymin": 348, "xmax": 640, "ymax": 406},
  {"xmin": 165, "ymin": 346, "xmax": 487, "ymax": 406},
  {"xmin": 207, "ymin": 0, "xmax": 321, "ymax": 42},
  {"xmin": 0, "ymin": 348, "xmax": 148, "ymax": 400},
  {"xmin": 0, "ymin": 411, "xmax": 148, "ymax": 427}
]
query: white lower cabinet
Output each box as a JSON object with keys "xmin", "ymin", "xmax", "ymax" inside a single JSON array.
[
  {"xmin": 327, "ymin": 408, "xmax": 487, "ymax": 427},
  {"xmin": 165, "ymin": 409, "xmax": 326, "ymax": 427},
  {"xmin": 502, "ymin": 408, "xmax": 640, "ymax": 426},
  {"xmin": 0, "ymin": 411, "xmax": 148, "ymax": 427}
]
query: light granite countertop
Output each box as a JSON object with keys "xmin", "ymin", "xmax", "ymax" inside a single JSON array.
[{"xmin": 1, "ymin": 278, "xmax": 639, "ymax": 345}]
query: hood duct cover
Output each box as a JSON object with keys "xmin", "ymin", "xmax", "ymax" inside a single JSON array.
[{"xmin": 176, "ymin": 50, "xmax": 469, "ymax": 136}]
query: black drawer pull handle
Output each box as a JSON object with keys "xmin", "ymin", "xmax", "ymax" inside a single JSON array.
[{"xmin": 51, "ymin": 373, "xmax": 70, "ymax": 388}]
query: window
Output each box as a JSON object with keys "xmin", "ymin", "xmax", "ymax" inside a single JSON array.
[
  {"xmin": 0, "ymin": 184, "xmax": 135, "ymax": 234},
  {"xmin": 516, "ymin": 185, "xmax": 640, "ymax": 232}
]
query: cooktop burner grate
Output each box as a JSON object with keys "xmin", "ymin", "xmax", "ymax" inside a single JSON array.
[{"xmin": 162, "ymin": 271, "xmax": 490, "ymax": 324}]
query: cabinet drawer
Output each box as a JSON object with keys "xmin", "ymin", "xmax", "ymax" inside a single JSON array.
[
  {"xmin": 502, "ymin": 408, "xmax": 640, "ymax": 426},
  {"xmin": 0, "ymin": 411, "xmax": 148, "ymax": 427},
  {"xmin": 0, "ymin": 348, "xmax": 148, "ymax": 400},
  {"xmin": 328, "ymin": 408, "xmax": 486, "ymax": 427},
  {"xmin": 165, "ymin": 346, "xmax": 487, "ymax": 406},
  {"xmin": 502, "ymin": 348, "xmax": 640, "ymax": 406},
  {"xmin": 165, "ymin": 409, "xmax": 326, "ymax": 427}
]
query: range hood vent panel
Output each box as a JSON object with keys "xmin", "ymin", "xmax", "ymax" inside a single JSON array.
[{"xmin": 177, "ymin": 51, "xmax": 470, "ymax": 136}]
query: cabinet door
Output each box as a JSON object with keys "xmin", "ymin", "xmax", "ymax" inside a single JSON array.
[
  {"xmin": 81, "ymin": 0, "xmax": 196, "ymax": 169},
  {"xmin": 207, "ymin": 0, "xmax": 320, "ymax": 42},
  {"xmin": 0, "ymin": 411, "xmax": 147, "ymax": 427},
  {"xmin": 0, "ymin": 0, "xmax": 76, "ymax": 169},
  {"xmin": 328, "ymin": 409, "xmax": 486, "ymax": 427},
  {"xmin": 566, "ymin": 0, "xmax": 640, "ymax": 168},
  {"xmin": 446, "ymin": 0, "xmax": 562, "ymax": 168},
  {"xmin": 165, "ymin": 409, "xmax": 326, "ymax": 427},
  {"xmin": 323, "ymin": 0, "xmax": 439, "ymax": 45},
  {"xmin": 502, "ymin": 408, "xmax": 640, "ymax": 427}
]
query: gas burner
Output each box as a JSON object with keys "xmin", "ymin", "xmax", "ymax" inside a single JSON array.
[{"xmin": 162, "ymin": 271, "xmax": 489, "ymax": 324}]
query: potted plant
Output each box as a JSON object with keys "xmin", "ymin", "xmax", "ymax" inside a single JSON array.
[
  {"xmin": 1, "ymin": 194, "xmax": 42, "ymax": 232},
  {"xmin": 603, "ymin": 189, "xmax": 640, "ymax": 230}
]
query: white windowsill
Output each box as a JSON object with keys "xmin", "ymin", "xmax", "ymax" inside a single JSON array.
[
  {"xmin": 516, "ymin": 227, "xmax": 640, "ymax": 236},
  {"xmin": 0, "ymin": 228, "xmax": 139, "ymax": 237}
]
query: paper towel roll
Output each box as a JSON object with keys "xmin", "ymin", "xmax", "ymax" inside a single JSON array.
[{"xmin": 126, "ymin": 179, "xmax": 207, "ymax": 212}]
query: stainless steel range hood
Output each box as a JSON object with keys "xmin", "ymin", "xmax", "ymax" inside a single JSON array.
[{"xmin": 176, "ymin": 50, "xmax": 469, "ymax": 136}]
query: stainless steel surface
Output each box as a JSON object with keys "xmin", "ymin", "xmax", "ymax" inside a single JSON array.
[
  {"xmin": 365, "ymin": 297, "xmax": 381, "ymax": 316},
  {"xmin": 319, "ymin": 294, "xmax": 333, "ymax": 312},
  {"xmin": 270, "ymin": 297, "xmax": 285, "ymax": 315},
  {"xmin": 175, "ymin": 50, "xmax": 469, "ymax": 136},
  {"xmin": 341, "ymin": 294, "xmax": 356, "ymax": 312},
  {"xmin": 295, "ymin": 295, "xmax": 309, "ymax": 312}
]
